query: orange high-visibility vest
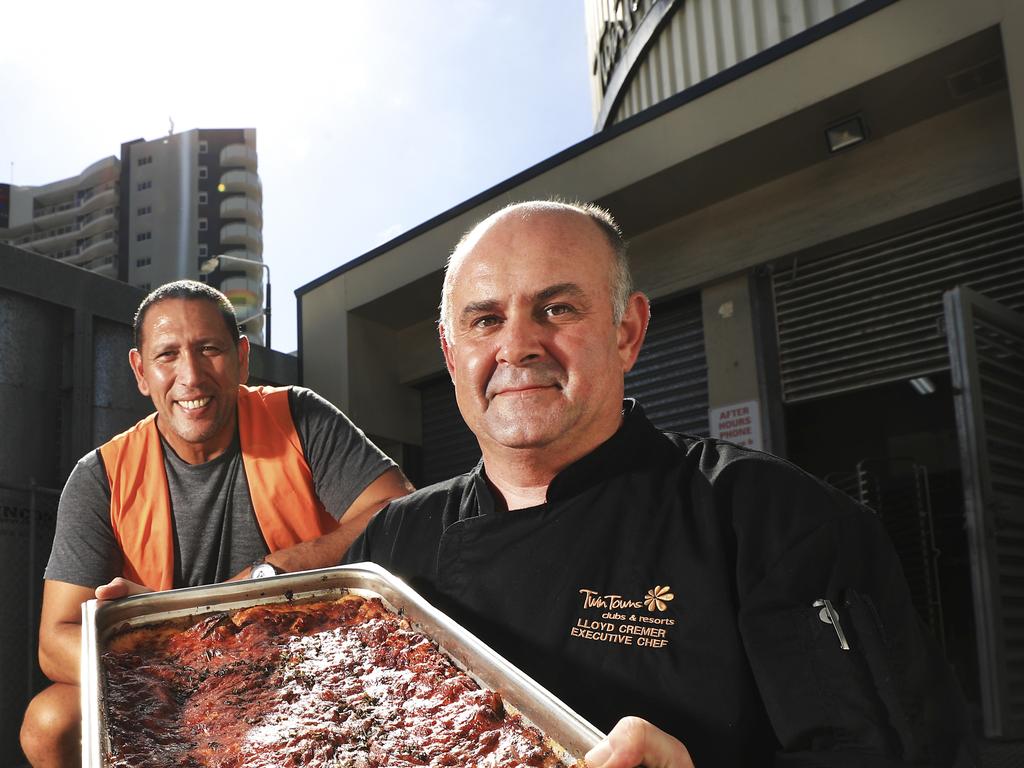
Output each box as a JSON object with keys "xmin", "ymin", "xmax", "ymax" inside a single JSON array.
[{"xmin": 99, "ymin": 385, "xmax": 338, "ymax": 591}]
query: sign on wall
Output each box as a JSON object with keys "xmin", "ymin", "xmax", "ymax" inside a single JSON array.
[{"xmin": 709, "ymin": 400, "xmax": 762, "ymax": 450}]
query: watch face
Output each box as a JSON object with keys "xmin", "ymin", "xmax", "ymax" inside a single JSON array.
[{"xmin": 250, "ymin": 563, "xmax": 278, "ymax": 579}]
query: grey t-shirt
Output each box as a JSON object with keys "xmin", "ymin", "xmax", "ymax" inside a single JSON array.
[{"xmin": 45, "ymin": 387, "xmax": 396, "ymax": 588}]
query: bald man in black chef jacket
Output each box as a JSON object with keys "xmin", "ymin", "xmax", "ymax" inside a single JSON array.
[{"xmin": 345, "ymin": 200, "xmax": 975, "ymax": 768}]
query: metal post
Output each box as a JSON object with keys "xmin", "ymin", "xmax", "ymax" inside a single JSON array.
[
  {"xmin": 28, "ymin": 479, "xmax": 37, "ymax": 698},
  {"xmin": 265, "ymin": 278, "xmax": 272, "ymax": 350}
]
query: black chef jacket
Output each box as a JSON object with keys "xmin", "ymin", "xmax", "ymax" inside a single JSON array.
[{"xmin": 345, "ymin": 401, "xmax": 973, "ymax": 767}]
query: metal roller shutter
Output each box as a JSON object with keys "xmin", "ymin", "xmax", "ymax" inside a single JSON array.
[
  {"xmin": 626, "ymin": 292, "xmax": 709, "ymax": 435},
  {"xmin": 772, "ymin": 196, "xmax": 1024, "ymax": 403},
  {"xmin": 418, "ymin": 376, "xmax": 482, "ymax": 486}
]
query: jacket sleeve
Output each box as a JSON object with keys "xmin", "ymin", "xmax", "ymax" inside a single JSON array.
[{"xmin": 719, "ymin": 453, "xmax": 976, "ymax": 767}]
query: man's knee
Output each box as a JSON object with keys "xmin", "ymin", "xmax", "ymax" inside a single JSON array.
[{"xmin": 20, "ymin": 684, "xmax": 80, "ymax": 767}]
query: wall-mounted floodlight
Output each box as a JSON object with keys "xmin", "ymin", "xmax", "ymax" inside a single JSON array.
[{"xmin": 826, "ymin": 115, "xmax": 867, "ymax": 153}]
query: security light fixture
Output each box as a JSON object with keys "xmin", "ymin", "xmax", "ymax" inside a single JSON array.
[
  {"xmin": 909, "ymin": 376, "xmax": 936, "ymax": 395},
  {"xmin": 826, "ymin": 116, "xmax": 867, "ymax": 153}
]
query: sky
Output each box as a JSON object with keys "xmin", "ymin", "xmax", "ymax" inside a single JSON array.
[{"xmin": 0, "ymin": 1, "xmax": 595, "ymax": 352}]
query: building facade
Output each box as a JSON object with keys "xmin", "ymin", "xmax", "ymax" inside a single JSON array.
[
  {"xmin": 0, "ymin": 128, "xmax": 267, "ymax": 344},
  {"xmin": 297, "ymin": 0, "xmax": 1024, "ymax": 750}
]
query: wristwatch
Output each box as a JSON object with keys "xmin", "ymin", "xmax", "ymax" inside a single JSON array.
[{"xmin": 250, "ymin": 559, "xmax": 281, "ymax": 579}]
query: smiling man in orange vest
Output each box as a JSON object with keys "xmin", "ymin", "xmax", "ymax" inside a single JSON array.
[{"xmin": 20, "ymin": 280, "xmax": 414, "ymax": 768}]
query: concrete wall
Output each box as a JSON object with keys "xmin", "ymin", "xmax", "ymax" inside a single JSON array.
[{"xmin": 701, "ymin": 274, "xmax": 760, "ymax": 409}]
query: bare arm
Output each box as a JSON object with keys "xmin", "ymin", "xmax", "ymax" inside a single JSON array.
[
  {"xmin": 37, "ymin": 579, "xmax": 97, "ymax": 685},
  {"xmin": 230, "ymin": 467, "xmax": 414, "ymax": 578}
]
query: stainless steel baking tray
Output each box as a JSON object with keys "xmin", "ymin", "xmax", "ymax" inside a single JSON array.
[{"xmin": 81, "ymin": 561, "xmax": 604, "ymax": 767}]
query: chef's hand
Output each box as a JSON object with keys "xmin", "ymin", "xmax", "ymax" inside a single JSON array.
[
  {"xmin": 95, "ymin": 577, "xmax": 152, "ymax": 601},
  {"xmin": 585, "ymin": 717, "xmax": 695, "ymax": 768}
]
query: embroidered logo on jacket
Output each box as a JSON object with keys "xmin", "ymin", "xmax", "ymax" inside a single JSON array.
[
  {"xmin": 644, "ymin": 585, "xmax": 674, "ymax": 612},
  {"xmin": 570, "ymin": 586, "xmax": 677, "ymax": 649}
]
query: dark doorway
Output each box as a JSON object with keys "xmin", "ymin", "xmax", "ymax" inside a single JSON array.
[{"xmin": 784, "ymin": 374, "xmax": 980, "ymax": 716}]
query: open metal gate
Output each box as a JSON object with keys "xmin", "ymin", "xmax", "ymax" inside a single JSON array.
[{"xmin": 944, "ymin": 285, "xmax": 1024, "ymax": 739}]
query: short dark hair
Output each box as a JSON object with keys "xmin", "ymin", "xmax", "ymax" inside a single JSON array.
[{"xmin": 133, "ymin": 280, "xmax": 241, "ymax": 349}]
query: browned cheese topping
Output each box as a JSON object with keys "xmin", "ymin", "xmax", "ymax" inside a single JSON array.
[{"xmin": 102, "ymin": 594, "xmax": 575, "ymax": 768}]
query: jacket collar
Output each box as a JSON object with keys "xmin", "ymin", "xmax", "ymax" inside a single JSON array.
[{"xmin": 468, "ymin": 400, "xmax": 670, "ymax": 514}]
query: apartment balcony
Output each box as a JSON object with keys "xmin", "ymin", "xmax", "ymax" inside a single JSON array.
[
  {"xmin": 79, "ymin": 156, "xmax": 120, "ymax": 188},
  {"xmin": 33, "ymin": 165, "xmax": 117, "ymax": 215},
  {"xmin": 220, "ymin": 222, "xmax": 262, "ymax": 254},
  {"xmin": 88, "ymin": 256, "xmax": 117, "ymax": 279},
  {"xmin": 78, "ymin": 232, "xmax": 116, "ymax": 263},
  {"xmin": 78, "ymin": 208, "xmax": 117, "ymax": 239},
  {"xmin": 0, "ymin": 222, "xmax": 31, "ymax": 239},
  {"xmin": 77, "ymin": 184, "xmax": 117, "ymax": 216},
  {"xmin": 57, "ymin": 247, "xmax": 85, "ymax": 266},
  {"xmin": 220, "ymin": 144, "xmax": 257, "ymax": 171},
  {"xmin": 32, "ymin": 199, "xmax": 77, "ymax": 228},
  {"xmin": 35, "ymin": 182, "xmax": 116, "ymax": 223},
  {"xmin": 33, "ymin": 176, "xmax": 82, "ymax": 207},
  {"xmin": 218, "ymin": 170, "xmax": 262, "ymax": 203},
  {"xmin": 25, "ymin": 224, "xmax": 78, "ymax": 253},
  {"xmin": 220, "ymin": 196, "xmax": 263, "ymax": 228}
]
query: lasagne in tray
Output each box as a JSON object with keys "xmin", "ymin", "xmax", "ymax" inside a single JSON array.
[{"xmin": 90, "ymin": 565, "xmax": 597, "ymax": 768}]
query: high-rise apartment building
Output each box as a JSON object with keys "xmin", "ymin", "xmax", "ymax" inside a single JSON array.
[
  {"xmin": 0, "ymin": 157, "xmax": 120, "ymax": 278},
  {"xmin": 0, "ymin": 128, "xmax": 266, "ymax": 343}
]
